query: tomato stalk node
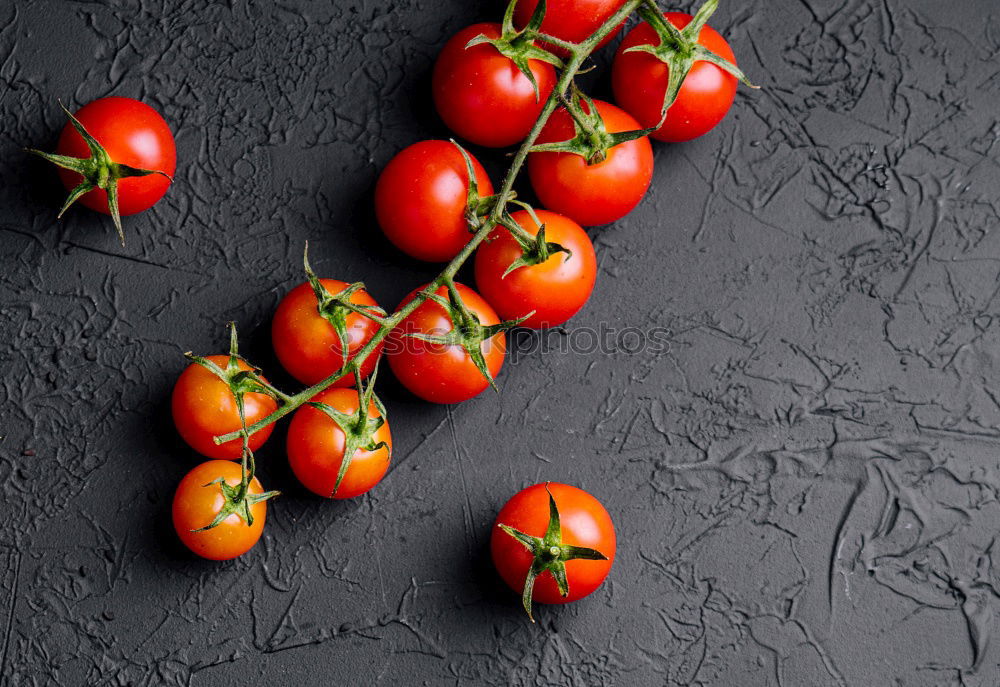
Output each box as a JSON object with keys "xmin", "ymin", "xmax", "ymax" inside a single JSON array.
[
  {"xmin": 498, "ymin": 484, "xmax": 608, "ymax": 621},
  {"xmin": 27, "ymin": 101, "xmax": 173, "ymax": 247}
]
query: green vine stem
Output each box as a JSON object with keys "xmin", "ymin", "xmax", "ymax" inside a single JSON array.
[{"xmin": 213, "ymin": 0, "xmax": 645, "ymax": 447}]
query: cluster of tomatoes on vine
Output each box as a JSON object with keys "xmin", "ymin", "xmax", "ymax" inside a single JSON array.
[{"xmin": 30, "ymin": 0, "xmax": 751, "ymax": 620}]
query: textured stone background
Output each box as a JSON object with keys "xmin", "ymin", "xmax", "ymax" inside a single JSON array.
[{"xmin": 2, "ymin": 0, "xmax": 1000, "ymax": 684}]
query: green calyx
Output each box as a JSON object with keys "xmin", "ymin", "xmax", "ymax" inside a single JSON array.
[
  {"xmin": 194, "ymin": 453, "xmax": 279, "ymax": 531},
  {"xmin": 27, "ymin": 101, "xmax": 173, "ymax": 247},
  {"xmin": 467, "ymin": 0, "xmax": 563, "ymax": 101},
  {"xmin": 450, "ymin": 140, "xmax": 506, "ymax": 236},
  {"xmin": 407, "ymin": 279, "xmax": 529, "ymax": 391},
  {"xmin": 499, "ymin": 203, "xmax": 571, "ymax": 277},
  {"xmin": 185, "ymin": 322, "xmax": 281, "ymax": 402},
  {"xmin": 529, "ymin": 87, "xmax": 658, "ymax": 165},
  {"xmin": 187, "ymin": 323, "xmax": 280, "ymax": 531},
  {"xmin": 629, "ymin": 0, "xmax": 758, "ymax": 119},
  {"xmin": 308, "ymin": 366, "xmax": 389, "ymax": 498},
  {"xmin": 302, "ymin": 242, "xmax": 387, "ymax": 360},
  {"xmin": 499, "ymin": 485, "xmax": 608, "ymax": 622}
]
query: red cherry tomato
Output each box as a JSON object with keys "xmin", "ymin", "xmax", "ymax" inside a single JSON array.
[
  {"xmin": 433, "ymin": 23, "xmax": 556, "ymax": 148},
  {"xmin": 612, "ymin": 12, "xmax": 738, "ymax": 143},
  {"xmin": 514, "ymin": 0, "xmax": 627, "ymax": 56},
  {"xmin": 171, "ymin": 355, "xmax": 277, "ymax": 460},
  {"xmin": 272, "ymin": 279, "xmax": 383, "ymax": 387},
  {"xmin": 528, "ymin": 99, "xmax": 653, "ymax": 226},
  {"xmin": 286, "ymin": 388, "xmax": 392, "ymax": 499},
  {"xmin": 491, "ymin": 483, "xmax": 616, "ymax": 605},
  {"xmin": 386, "ymin": 282, "xmax": 506, "ymax": 404},
  {"xmin": 172, "ymin": 460, "xmax": 266, "ymax": 560},
  {"xmin": 55, "ymin": 97, "xmax": 175, "ymax": 216},
  {"xmin": 475, "ymin": 209, "xmax": 596, "ymax": 328},
  {"xmin": 375, "ymin": 141, "xmax": 494, "ymax": 262}
]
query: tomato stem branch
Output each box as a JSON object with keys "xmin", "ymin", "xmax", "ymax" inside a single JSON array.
[{"xmin": 212, "ymin": 0, "xmax": 644, "ymax": 446}]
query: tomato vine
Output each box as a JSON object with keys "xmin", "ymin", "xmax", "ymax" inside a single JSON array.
[
  {"xmin": 171, "ymin": 0, "xmax": 753, "ymax": 592},
  {"xmin": 209, "ymin": 0, "xmax": 649, "ymax": 447}
]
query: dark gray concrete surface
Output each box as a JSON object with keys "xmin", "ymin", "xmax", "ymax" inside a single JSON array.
[{"xmin": 3, "ymin": 0, "xmax": 1000, "ymax": 684}]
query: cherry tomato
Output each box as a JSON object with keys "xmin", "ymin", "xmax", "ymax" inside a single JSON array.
[
  {"xmin": 171, "ymin": 355, "xmax": 277, "ymax": 460},
  {"xmin": 286, "ymin": 388, "xmax": 392, "ymax": 499},
  {"xmin": 375, "ymin": 141, "xmax": 494, "ymax": 262},
  {"xmin": 433, "ymin": 23, "xmax": 556, "ymax": 148},
  {"xmin": 527, "ymin": 99, "xmax": 653, "ymax": 226},
  {"xmin": 612, "ymin": 12, "xmax": 738, "ymax": 143},
  {"xmin": 172, "ymin": 460, "xmax": 266, "ymax": 560},
  {"xmin": 55, "ymin": 97, "xmax": 175, "ymax": 216},
  {"xmin": 514, "ymin": 0, "xmax": 627, "ymax": 56},
  {"xmin": 475, "ymin": 209, "xmax": 596, "ymax": 328},
  {"xmin": 272, "ymin": 279, "xmax": 383, "ymax": 387},
  {"xmin": 491, "ymin": 483, "xmax": 616, "ymax": 605},
  {"xmin": 386, "ymin": 282, "xmax": 506, "ymax": 404}
]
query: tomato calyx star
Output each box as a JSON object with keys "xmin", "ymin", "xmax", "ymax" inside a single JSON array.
[
  {"xmin": 185, "ymin": 323, "xmax": 282, "ymax": 404},
  {"xmin": 302, "ymin": 242, "xmax": 387, "ymax": 363},
  {"xmin": 193, "ymin": 448, "xmax": 278, "ymax": 531},
  {"xmin": 498, "ymin": 484, "xmax": 608, "ymax": 622},
  {"xmin": 466, "ymin": 0, "xmax": 563, "ymax": 101},
  {"xmin": 528, "ymin": 87, "xmax": 657, "ymax": 165},
  {"xmin": 406, "ymin": 279, "xmax": 528, "ymax": 391},
  {"xmin": 27, "ymin": 101, "xmax": 173, "ymax": 247},
  {"xmin": 629, "ymin": 0, "xmax": 757, "ymax": 118},
  {"xmin": 307, "ymin": 365, "xmax": 390, "ymax": 498},
  {"xmin": 498, "ymin": 203, "xmax": 571, "ymax": 277}
]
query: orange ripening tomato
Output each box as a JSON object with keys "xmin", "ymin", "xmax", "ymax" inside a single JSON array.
[
  {"xmin": 172, "ymin": 460, "xmax": 266, "ymax": 560},
  {"xmin": 171, "ymin": 355, "xmax": 277, "ymax": 460}
]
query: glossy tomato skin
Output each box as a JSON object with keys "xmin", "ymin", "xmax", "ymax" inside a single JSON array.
[
  {"xmin": 528, "ymin": 99, "xmax": 653, "ymax": 226},
  {"xmin": 286, "ymin": 388, "xmax": 392, "ymax": 499},
  {"xmin": 514, "ymin": 0, "xmax": 627, "ymax": 56},
  {"xmin": 433, "ymin": 23, "xmax": 556, "ymax": 148},
  {"xmin": 56, "ymin": 97, "xmax": 176, "ymax": 215},
  {"xmin": 272, "ymin": 279, "xmax": 383, "ymax": 387},
  {"xmin": 386, "ymin": 282, "xmax": 505, "ymax": 404},
  {"xmin": 491, "ymin": 483, "xmax": 616, "ymax": 604},
  {"xmin": 172, "ymin": 460, "xmax": 266, "ymax": 560},
  {"xmin": 612, "ymin": 13, "xmax": 738, "ymax": 143},
  {"xmin": 475, "ymin": 209, "xmax": 596, "ymax": 328},
  {"xmin": 171, "ymin": 355, "xmax": 277, "ymax": 460},
  {"xmin": 375, "ymin": 141, "xmax": 494, "ymax": 262}
]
